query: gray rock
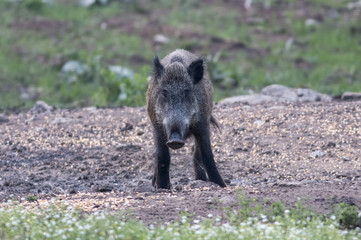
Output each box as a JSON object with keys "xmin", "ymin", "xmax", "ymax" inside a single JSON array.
[
  {"xmin": 305, "ymin": 18, "xmax": 319, "ymax": 27},
  {"xmin": 189, "ymin": 180, "xmax": 218, "ymax": 189},
  {"xmin": 34, "ymin": 127, "xmax": 47, "ymax": 132},
  {"xmin": 178, "ymin": 177, "xmax": 190, "ymax": 184},
  {"xmin": 0, "ymin": 114, "xmax": 9, "ymax": 123},
  {"xmin": 296, "ymin": 88, "xmax": 332, "ymax": 102},
  {"xmin": 52, "ymin": 117, "xmax": 73, "ymax": 124},
  {"xmin": 342, "ymin": 156, "xmax": 351, "ymax": 162},
  {"xmin": 310, "ymin": 150, "xmax": 325, "ymax": 158},
  {"xmin": 79, "ymin": 0, "xmax": 109, "ymax": 7},
  {"xmin": 108, "ymin": 65, "xmax": 134, "ymax": 80},
  {"xmin": 254, "ymin": 120, "xmax": 265, "ymax": 128},
  {"xmin": 220, "ymin": 94, "xmax": 276, "ymax": 105},
  {"xmin": 153, "ymin": 34, "xmax": 170, "ymax": 45},
  {"xmin": 84, "ymin": 106, "xmax": 97, "ymax": 113},
  {"xmin": 30, "ymin": 101, "xmax": 53, "ymax": 114},
  {"xmin": 135, "ymin": 180, "xmax": 153, "ymax": 193},
  {"xmin": 221, "ymin": 84, "xmax": 332, "ymax": 105},
  {"xmin": 261, "ymin": 84, "xmax": 299, "ymax": 102},
  {"xmin": 61, "ymin": 60, "xmax": 90, "ymax": 75},
  {"xmin": 341, "ymin": 92, "xmax": 361, "ymax": 101},
  {"xmin": 276, "ymin": 181, "xmax": 303, "ymax": 188},
  {"xmin": 91, "ymin": 181, "xmax": 113, "ymax": 192},
  {"xmin": 174, "ymin": 185, "xmax": 183, "ymax": 191}
]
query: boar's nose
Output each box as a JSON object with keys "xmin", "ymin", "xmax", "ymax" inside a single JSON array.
[{"xmin": 166, "ymin": 132, "xmax": 185, "ymax": 150}]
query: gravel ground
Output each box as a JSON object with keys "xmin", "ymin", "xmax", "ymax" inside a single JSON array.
[{"xmin": 0, "ymin": 101, "xmax": 360, "ymax": 224}]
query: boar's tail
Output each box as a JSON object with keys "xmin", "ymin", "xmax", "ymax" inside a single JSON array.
[{"xmin": 210, "ymin": 115, "xmax": 221, "ymax": 132}]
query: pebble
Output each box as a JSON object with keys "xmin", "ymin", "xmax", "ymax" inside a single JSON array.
[
  {"xmin": 135, "ymin": 180, "xmax": 153, "ymax": 193},
  {"xmin": 310, "ymin": 150, "xmax": 325, "ymax": 158},
  {"xmin": 153, "ymin": 34, "xmax": 170, "ymax": 44},
  {"xmin": 254, "ymin": 120, "xmax": 265, "ymax": 128},
  {"xmin": 30, "ymin": 101, "xmax": 53, "ymax": 114},
  {"xmin": 341, "ymin": 92, "xmax": 361, "ymax": 101},
  {"xmin": 327, "ymin": 141, "xmax": 336, "ymax": 148},
  {"xmin": 0, "ymin": 113, "xmax": 9, "ymax": 123},
  {"xmin": 275, "ymin": 181, "xmax": 302, "ymax": 188}
]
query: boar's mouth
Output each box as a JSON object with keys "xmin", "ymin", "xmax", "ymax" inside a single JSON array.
[{"xmin": 166, "ymin": 131, "xmax": 185, "ymax": 150}]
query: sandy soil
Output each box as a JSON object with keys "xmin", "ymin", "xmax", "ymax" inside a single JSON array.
[{"xmin": 0, "ymin": 101, "xmax": 360, "ymax": 224}]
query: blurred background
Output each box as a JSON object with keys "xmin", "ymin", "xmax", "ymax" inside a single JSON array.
[{"xmin": 0, "ymin": 0, "xmax": 360, "ymax": 110}]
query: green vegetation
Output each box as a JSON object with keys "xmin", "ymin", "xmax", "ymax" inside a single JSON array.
[
  {"xmin": 25, "ymin": 195, "xmax": 38, "ymax": 202},
  {"xmin": 0, "ymin": 197, "xmax": 360, "ymax": 240},
  {"xmin": 1, "ymin": 0, "xmax": 360, "ymax": 109}
]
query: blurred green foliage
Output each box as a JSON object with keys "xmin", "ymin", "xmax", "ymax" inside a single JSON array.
[
  {"xmin": 335, "ymin": 203, "xmax": 361, "ymax": 229},
  {"xmin": 0, "ymin": 0, "xmax": 360, "ymax": 109}
]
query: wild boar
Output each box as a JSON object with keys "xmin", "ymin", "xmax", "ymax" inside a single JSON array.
[{"xmin": 147, "ymin": 49, "xmax": 226, "ymax": 189}]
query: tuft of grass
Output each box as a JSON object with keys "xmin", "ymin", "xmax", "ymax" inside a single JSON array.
[
  {"xmin": 335, "ymin": 203, "xmax": 361, "ymax": 229},
  {"xmin": 0, "ymin": 198, "xmax": 360, "ymax": 240},
  {"xmin": 25, "ymin": 195, "xmax": 38, "ymax": 202}
]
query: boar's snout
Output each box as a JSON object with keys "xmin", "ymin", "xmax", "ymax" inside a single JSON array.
[
  {"xmin": 166, "ymin": 131, "xmax": 185, "ymax": 149},
  {"xmin": 164, "ymin": 118, "xmax": 188, "ymax": 150}
]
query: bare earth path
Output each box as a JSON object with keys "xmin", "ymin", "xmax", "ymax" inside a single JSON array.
[{"xmin": 0, "ymin": 101, "xmax": 360, "ymax": 224}]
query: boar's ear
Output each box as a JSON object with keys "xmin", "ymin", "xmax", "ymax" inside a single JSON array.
[
  {"xmin": 153, "ymin": 55, "xmax": 164, "ymax": 80},
  {"xmin": 188, "ymin": 59, "xmax": 204, "ymax": 84}
]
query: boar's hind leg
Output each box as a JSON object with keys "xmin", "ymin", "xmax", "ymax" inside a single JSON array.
[
  {"xmin": 152, "ymin": 129, "xmax": 171, "ymax": 189},
  {"xmin": 193, "ymin": 143, "xmax": 207, "ymax": 181},
  {"xmin": 194, "ymin": 126, "xmax": 226, "ymax": 188}
]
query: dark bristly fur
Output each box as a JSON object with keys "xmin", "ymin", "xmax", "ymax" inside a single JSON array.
[{"xmin": 147, "ymin": 49, "xmax": 226, "ymax": 189}]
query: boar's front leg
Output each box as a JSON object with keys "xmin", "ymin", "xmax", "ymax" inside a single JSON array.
[
  {"xmin": 194, "ymin": 125, "xmax": 226, "ymax": 188},
  {"xmin": 152, "ymin": 127, "xmax": 171, "ymax": 189},
  {"xmin": 193, "ymin": 142, "xmax": 208, "ymax": 181}
]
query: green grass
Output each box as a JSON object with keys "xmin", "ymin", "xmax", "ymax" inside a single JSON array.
[
  {"xmin": 0, "ymin": 196, "xmax": 360, "ymax": 240},
  {"xmin": 0, "ymin": 0, "xmax": 360, "ymax": 109}
]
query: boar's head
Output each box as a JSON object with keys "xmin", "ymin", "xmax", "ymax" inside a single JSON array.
[{"xmin": 152, "ymin": 56, "xmax": 204, "ymax": 149}]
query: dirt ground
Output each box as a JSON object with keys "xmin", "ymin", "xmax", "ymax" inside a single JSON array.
[{"xmin": 0, "ymin": 101, "xmax": 360, "ymax": 224}]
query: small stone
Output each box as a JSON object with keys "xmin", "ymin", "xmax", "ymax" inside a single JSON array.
[
  {"xmin": 276, "ymin": 181, "xmax": 302, "ymax": 188},
  {"xmin": 261, "ymin": 84, "xmax": 299, "ymax": 102},
  {"xmin": 52, "ymin": 117, "xmax": 73, "ymax": 124},
  {"xmin": 30, "ymin": 101, "xmax": 53, "ymax": 114},
  {"xmin": 0, "ymin": 114, "xmax": 9, "ymax": 123},
  {"xmin": 327, "ymin": 142, "xmax": 336, "ymax": 148},
  {"xmin": 220, "ymin": 94, "xmax": 276, "ymax": 105},
  {"xmin": 296, "ymin": 88, "xmax": 332, "ymax": 102},
  {"xmin": 305, "ymin": 18, "xmax": 319, "ymax": 27},
  {"xmin": 84, "ymin": 106, "xmax": 97, "ymax": 113},
  {"xmin": 91, "ymin": 181, "xmax": 113, "ymax": 192},
  {"xmin": 310, "ymin": 150, "xmax": 325, "ymax": 158},
  {"xmin": 174, "ymin": 185, "xmax": 183, "ymax": 191},
  {"xmin": 224, "ymin": 179, "xmax": 231, "ymax": 184},
  {"xmin": 341, "ymin": 92, "xmax": 361, "ymax": 101},
  {"xmin": 222, "ymin": 85, "xmax": 332, "ymax": 105},
  {"xmin": 134, "ymin": 196, "xmax": 145, "ymax": 200},
  {"xmin": 189, "ymin": 180, "xmax": 217, "ymax": 189},
  {"xmin": 153, "ymin": 34, "xmax": 170, "ymax": 45},
  {"xmin": 135, "ymin": 180, "xmax": 153, "ymax": 192},
  {"xmin": 342, "ymin": 156, "xmax": 351, "ymax": 162},
  {"xmin": 69, "ymin": 189, "xmax": 77, "ymax": 194},
  {"xmin": 254, "ymin": 120, "xmax": 265, "ymax": 128},
  {"xmin": 179, "ymin": 177, "xmax": 190, "ymax": 184}
]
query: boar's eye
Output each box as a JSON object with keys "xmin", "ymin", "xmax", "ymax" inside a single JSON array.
[
  {"xmin": 184, "ymin": 89, "xmax": 191, "ymax": 98},
  {"xmin": 161, "ymin": 89, "xmax": 169, "ymax": 99}
]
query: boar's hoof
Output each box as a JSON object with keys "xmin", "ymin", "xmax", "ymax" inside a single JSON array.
[{"xmin": 152, "ymin": 175, "xmax": 171, "ymax": 189}]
